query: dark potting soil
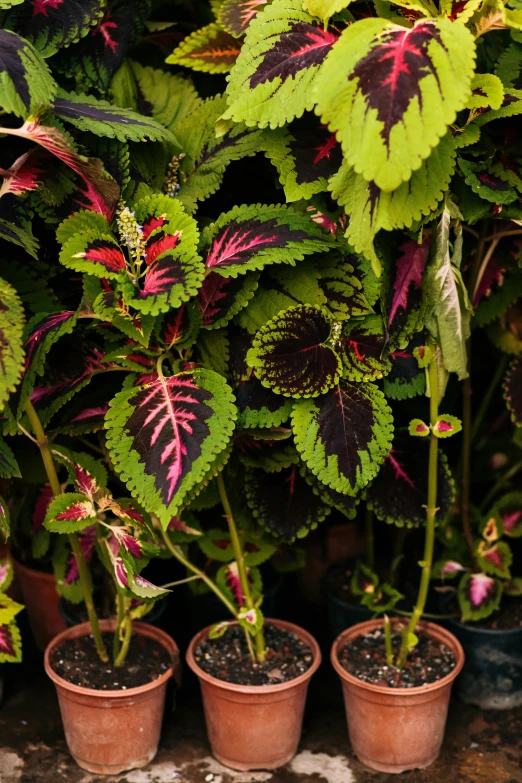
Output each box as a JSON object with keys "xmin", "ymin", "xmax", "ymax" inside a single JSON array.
[
  {"xmin": 194, "ymin": 623, "xmax": 313, "ymax": 686},
  {"xmin": 50, "ymin": 631, "xmax": 172, "ymax": 690},
  {"xmin": 339, "ymin": 627, "xmax": 456, "ymax": 688}
]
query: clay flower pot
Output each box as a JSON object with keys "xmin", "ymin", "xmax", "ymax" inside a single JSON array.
[
  {"xmin": 45, "ymin": 619, "xmax": 178, "ymax": 775},
  {"xmin": 331, "ymin": 618, "xmax": 465, "ymax": 774},
  {"xmin": 186, "ymin": 618, "xmax": 321, "ymax": 771},
  {"xmin": 13, "ymin": 558, "xmax": 66, "ymax": 650}
]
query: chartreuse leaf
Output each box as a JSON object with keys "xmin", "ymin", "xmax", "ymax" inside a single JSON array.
[
  {"xmin": 423, "ymin": 201, "xmax": 472, "ymax": 379},
  {"xmin": 236, "ymin": 377, "xmax": 294, "ymax": 428},
  {"xmin": 0, "ymin": 0, "xmax": 23, "ymax": 8},
  {"xmin": 247, "ymin": 305, "xmax": 342, "ymax": 397},
  {"xmin": 384, "ymin": 338, "xmax": 427, "ymax": 401},
  {"xmin": 458, "ymin": 572, "xmax": 502, "ymax": 621},
  {"xmin": 222, "ymin": 0, "xmax": 338, "ymax": 129},
  {"xmin": 4, "ymin": 0, "xmax": 104, "ymax": 58},
  {"xmin": 316, "ymin": 253, "xmax": 374, "ymax": 320},
  {"xmin": 340, "ymin": 314, "xmax": 391, "ymax": 382},
  {"xmin": 409, "ymin": 419, "xmax": 430, "ymax": 436},
  {"xmin": 432, "ymin": 414, "xmax": 462, "ymax": 437},
  {"xmin": 0, "ymin": 622, "xmax": 21, "ymax": 663},
  {"xmin": 495, "ymin": 42, "xmax": 522, "ymax": 89},
  {"xmin": 53, "ymin": 90, "xmax": 177, "ymax": 144},
  {"xmin": 439, "ymin": 0, "xmax": 482, "ymax": 22},
  {"xmin": 0, "ymin": 279, "xmax": 24, "ymax": 411},
  {"xmin": 105, "ymin": 369, "xmax": 237, "ymax": 526},
  {"xmin": 0, "ymin": 29, "xmax": 56, "ymax": 117},
  {"xmin": 0, "ymin": 560, "xmax": 13, "ymax": 591},
  {"xmin": 505, "ymin": 577, "xmax": 522, "ymax": 596},
  {"xmin": 0, "ymin": 593, "xmax": 23, "ymax": 625},
  {"xmin": 44, "ymin": 492, "xmax": 98, "ymax": 534},
  {"xmin": 245, "ymin": 464, "xmax": 331, "ymax": 540},
  {"xmin": 166, "ymin": 23, "xmax": 241, "ymax": 74},
  {"xmin": 129, "ymin": 62, "xmax": 202, "ymax": 133},
  {"xmin": 303, "ymin": 0, "xmax": 351, "ymax": 23},
  {"xmin": 199, "ymin": 203, "xmax": 331, "ymax": 278},
  {"xmin": 472, "ymin": 89, "xmax": 522, "ymax": 126},
  {"xmin": 292, "ymin": 380, "xmax": 393, "ymax": 495},
  {"xmin": 316, "ymin": 18, "xmax": 475, "ymax": 191},
  {"xmin": 329, "ymin": 133, "xmax": 457, "ymax": 271},
  {"xmin": 466, "ymin": 74, "xmax": 504, "ymax": 111},
  {"xmin": 219, "ymin": 0, "xmax": 268, "ymax": 36}
]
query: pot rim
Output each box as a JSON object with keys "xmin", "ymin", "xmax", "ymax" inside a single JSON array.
[
  {"xmin": 44, "ymin": 619, "xmax": 178, "ymax": 699},
  {"xmin": 186, "ymin": 618, "xmax": 321, "ymax": 694},
  {"xmin": 331, "ymin": 618, "xmax": 465, "ymax": 696}
]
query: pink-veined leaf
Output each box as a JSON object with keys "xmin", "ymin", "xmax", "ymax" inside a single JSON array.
[
  {"xmin": 197, "ymin": 271, "xmax": 259, "ymax": 329},
  {"xmin": 440, "ymin": 560, "xmax": 466, "ymax": 576},
  {"xmin": 131, "ymin": 574, "xmax": 169, "ymax": 599},
  {"xmin": 492, "ymin": 492, "xmax": 522, "ymax": 537},
  {"xmin": 387, "ymin": 237, "xmax": 430, "ymax": 336},
  {"xmin": 109, "ymin": 526, "xmax": 142, "ymax": 558},
  {"xmin": 0, "ymin": 622, "xmax": 22, "ymax": 662},
  {"xmin": 219, "ymin": 0, "xmax": 268, "ymax": 36},
  {"xmin": 432, "ymin": 414, "xmax": 462, "ymax": 438},
  {"xmin": 0, "ymin": 559, "xmax": 13, "ymax": 592},
  {"xmin": 0, "ymin": 149, "xmax": 46, "ymax": 198},
  {"xmin": 44, "ymin": 492, "xmax": 98, "ymax": 533},
  {"xmin": 477, "ymin": 540, "xmax": 512, "ymax": 579},
  {"xmin": 105, "ymin": 368, "xmax": 237, "ymax": 525},
  {"xmin": 340, "ymin": 314, "xmax": 391, "ymax": 382},
  {"xmin": 64, "ymin": 525, "xmax": 96, "ymax": 584},
  {"xmin": 458, "ymin": 572, "xmax": 502, "ymax": 621}
]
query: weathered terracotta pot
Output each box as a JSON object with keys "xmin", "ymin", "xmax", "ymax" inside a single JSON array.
[
  {"xmin": 331, "ymin": 618, "xmax": 465, "ymax": 774},
  {"xmin": 186, "ymin": 619, "xmax": 321, "ymax": 771},
  {"xmin": 13, "ymin": 558, "xmax": 65, "ymax": 650},
  {"xmin": 45, "ymin": 620, "xmax": 178, "ymax": 775}
]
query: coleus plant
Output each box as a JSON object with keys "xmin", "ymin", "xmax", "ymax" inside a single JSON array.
[{"xmin": 0, "ymin": 558, "xmax": 23, "ymax": 664}]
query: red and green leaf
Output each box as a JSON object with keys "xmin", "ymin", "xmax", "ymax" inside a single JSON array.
[
  {"xmin": 458, "ymin": 572, "xmax": 502, "ymax": 621},
  {"xmin": 476, "ymin": 540, "xmax": 512, "ymax": 579},
  {"xmin": 197, "ymin": 271, "xmax": 259, "ymax": 329},
  {"xmin": 166, "ymin": 23, "xmax": 241, "ymax": 74},
  {"xmin": 0, "ymin": 559, "xmax": 13, "ymax": 592},
  {"xmin": 383, "ymin": 335, "xmax": 427, "ymax": 400},
  {"xmin": 200, "ymin": 204, "xmax": 331, "ymax": 278},
  {"xmin": 492, "ymin": 492, "xmax": 522, "ymax": 538},
  {"xmin": 317, "ymin": 18, "xmax": 476, "ymax": 191},
  {"xmin": 458, "ymin": 158, "xmax": 518, "ymax": 205},
  {"xmin": 316, "ymin": 253, "xmax": 374, "ymax": 321},
  {"xmin": 247, "ymin": 304, "xmax": 342, "ymax": 397},
  {"xmin": 432, "ymin": 414, "xmax": 462, "ymax": 438},
  {"xmin": 386, "ymin": 237, "xmax": 430, "ymax": 345},
  {"xmin": 0, "ymin": 622, "xmax": 22, "ymax": 663},
  {"xmin": 340, "ymin": 315, "xmax": 392, "ymax": 382},
  {"xmin": 292, "ymin": 380, "xmax": 394, "ymax": 495},
  {"xmin": 44, "ymin": 492, "xmax": 98, "ymax": 533},
  {"xmin": 105, "ymin": 369, "xmax": 237, "ymax": 525},
  {"xmin": 219, "ymin": 0, "xmax": 268, "ymax": 36},
  {"xmin": 235, "ymin": 377, "xmax": 294, "ymax": 428}
]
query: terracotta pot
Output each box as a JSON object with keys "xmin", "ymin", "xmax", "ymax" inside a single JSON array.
[
  {"xmin": 13, "ymin": 558, "xmax": 65, "ymax": 650},
  {"xmin": 186, "ymin": 619, "xmax": 321, "ymax": 771},
  {"xmin": 331, "ymin": 618, "xmax": 465, "ymax": 774},
  {"xmin": 45, "ymin": 620, "xmax": 178, "ymax": 775}
]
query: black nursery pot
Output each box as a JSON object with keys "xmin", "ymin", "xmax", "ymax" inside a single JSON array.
[
  {"xmin": 322, "ymin": 561, "xmax": 372, "ymax": 640},
  {"xmin": 443, "ymin": 614, "xmax": 522, "ymax": 709}
]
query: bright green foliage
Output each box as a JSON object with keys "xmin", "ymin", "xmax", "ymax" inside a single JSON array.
[
  {"xmin": 0, "ymin": 29, "xmax": 56, "ymax": 117},
  {"xmin": 495, "ymin": 42, "xmax": 522, "ymax": 88},
  {"xmin": 129, "ymin": 63, "xmax": 202, "ymax": 133},
  {"xmin": 166, "ymin": 23, "xmax": 241, "ymax": 74},
  {"xmin": 0, "ymin": 279, "xmax": 25, "ymax": 411},
  {"xmin": 302, "ymin": 0, "xmax": 351, "ymax": 23},
  {"xmin": 466, "ymin": 74, "xmax": 504, "ymax": 110},
  {"xmin": 316, "ymin": 18, "xmax": 475, "ymax": 191},
  {"xmin": 44, "ymin": 492, "xmax": 98, "ymax": 533},
  {"xmin": 340, "ymin": 315, "xmax": 391, "ymax": 382}
]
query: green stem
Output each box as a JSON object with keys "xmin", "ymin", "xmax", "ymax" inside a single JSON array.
[
  {"xmin": 470, "ymin": 354, "xmax": 509, "ymax": 445},
  {"xmin": 24, "ymin": 400, "xmax": 108, "ymax": 663},
  {"xmin": 384, "ymin": 615, "xmax": 394, "ymax": 667},
  {"xmin": 365, "ymin": 505, "xmax": 375, "ymax": 572},
  {"xmin": 159, "ymin": 526, "xmax": 237, "ymax": 617},
  {"xmin": 113, "ymin": 592, "xmax": 124, "ymax": 662},
  {"xmin": 114, "ymin": 610, "xmax": 132, "ymax": 668},
  {"xmin": 396, "ymin": 355, "xmax": 439, "ymax": 669},
  {"xmin": 217, "ymin": 473, "xmax": 266, "ymax": 663}
]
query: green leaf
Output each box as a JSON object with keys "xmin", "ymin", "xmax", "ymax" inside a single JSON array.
[
  {"xmin": 166, "ymin": 23, "xmax": 241, "ymax": 74},
  {"xmin": 340, "ymin": 314, "xmax": 392, "ymax": 382},
  {"xmin": 409, "ymin": 418, "xmax": 430, "ymax": 436},
  {"xmin": 127, "ymin": 61, "xmax": 203, "ymax": 134},
  {"xmin": 0, "ymin": 29, "xmax": 56, "ymax": 117},
  {"xmin": 329, "ymin": 133, "xmax": 457, "ymax": 270},
  {"xmin": 238, "ymin": 606, "xmax": 264, "ymax": 636},
  {"xmin": 0, "ymin": 593, "xmax": 23, "ymax": 625},
  {"xmin": 0, "ymin": 622, "xmax": 22, "ymax": 663},
  {"xmin": 0, "ymin": 278, "xmax": 25, "ymax": 411},
  {"xmin": 44, "ymin": 492, "xmax": 98, "ymax": 534},
  {"xmin": 466, "ymin": 73, "xmax": 504, "ymax": 110},
  {"xmin": 316, "ymin": 17, "xmax": 476, "ymax": 191},
  {"xmin": 351, "ymin": 561, "xmax": 379, "ymax": 595},
  {"xmin": 361, "ymin": 582, "xmax": 402, "ymax": 613},
  {"xmin": 476, "ymin": 540, "xmax": 512, "ymax": 579},
  {"xmin": 105, "ymin": 369, "xmax": 237, "ymax": 525},
  {"xmin": 209, "ymin": 620, "xmax": 234, "ymax": 638},
  {"xmin": 432, "ymin": 414, "xmax": 462, "ymax": 437},
  {"xmin": 292, "ymin": 380, "xmax": 394, "ymax": 495},
  {"xmin": 458, "ymin": 572, "xmax": 502, "ymax": 621},
  {"xmin": 0, "ymin": 219, "xmax": 38, "ymax": 258},
  {"xmin": 54, "ymin": 90, "xmax": 177, "ymax": 144},
  {"xmin": 0, "ymin": 497, "xmax": 10, "ymax": 540},
  {"xmin": 303, "ymin": 0, "xmax": 351, "ymax": 23},
  {"xmin": 494, "ymin": 41, "xmax": 522, "ymax": 89},
  {"xmin": 423, "ymin": 201, "xmax": 472, "ymax": 379},
  {"xmin": 0, "ymin": 435, "xmax": 21, "ymax": 479},
  {"xmin": 221, "ymin": 0, "xmax": 339, "ymax": 128},
  {"xmin": 247, "ymin": 305, "xmax": 342, "ymax": 397},
  {"xmin": 219, "ymin": 0, "xmax": 269, "ymax": 36}
]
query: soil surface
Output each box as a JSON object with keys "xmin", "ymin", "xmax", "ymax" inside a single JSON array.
[
  {"xmin": 50, "ymin": 631, "xmax": 172, "ymax": 690},
  {"xmin": 339, "ymin": 627, "xmax": 456, "ymax": 688},
  {"xmin": 194, "ymin": 623, "xmax": 314, "ymax": 686}
]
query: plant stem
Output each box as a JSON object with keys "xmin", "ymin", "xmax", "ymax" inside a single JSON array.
[
  {"xmin": 24, "ymin": 400, "xmax": 108, "ymax": 663},
  {"xmin": 461, "ymin": 365, "xmax": 476, "ymax": 566},
  {"xmin": 159, "ymin": 525, "xmax": 237, "ymax": 617},
  {"xmin": 396, "ymin": 355, "xmax": 440, "ymax": 669},
  {"xmin": 114, "ymin": 610, "xmax": 132, "ymax": 668},
  {"xmin": 217, "ymin": 473, "xmax": 266, "ymax": 663},
  {"xmin": 113, "ymin": 592, "xmax": 124, "ymax": 661},
  {"xmin": 365, "ymin": 505, "xmax": 375, "ymax": 571},
  {"xmin": 384, "ymin": 615, "xmax": 394, "ymax": 667},
  {"xmin": 470, "ymin": 353, "xmax": 509, "ymax": 445}
]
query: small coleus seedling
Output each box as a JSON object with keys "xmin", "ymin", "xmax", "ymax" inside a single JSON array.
[
  {"xmin": 436, "ymin": 493, "xmax": 522, "ymax": 621},
  {"xmin": 350, "ymin": 559, "xmax": 402, "ymax": 615}
]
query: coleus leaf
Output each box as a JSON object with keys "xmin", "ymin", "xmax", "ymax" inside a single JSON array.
[
  {"xmin": 0, "ymin": 278, "xmax": 25, "ymax": 411},
  {"xmin": 219, "ymin": 0, "xmax": 268, "ymax": 36},
  {"xmin": 409, "ymin": 418, "xmax": 430, "ymax": 436},
  {"xmin": 236, "ymin": 433, "xmax": 297, "ymax": 471},
  {"xmin": 265, "ymin": 117, "xmax": 342, "ymax": 202},
  {"xmin": 0, "ymin": 149, "xmax": 45, "ymax": 198},
  {"xmin": 367, "ymin": 435, "xmax": 455, "ymax": 527},
  {"xmin": 340, "ymin": 314, "xmax": 392, "ymax": 382},
  {"xmin": 458, "ymin": 159, "xmax": 518, "ymax": 205},
  {"xmin": 197, "ymin": 271, "xmax": 259, "ymax": 329},
  {"xmin": 198, "ymin": 528, "xmax": 276, "ymax": 566},
  {"xmin": 166, "ymin": 23, "xmax": 241, "ymax": 74},
  {"xmin": 472, "ymin": 89, "xmax": 522, "ymax": 128},
  {"xmin": 492, "ymin": 492, "xmax": 522, "ymax": 537},
  {"xmin": 316, "ymin": 18, "xmax": 476, "ymax": 191},
  {"xmin": 495, "ymin": 41, "xmax": 522, "ymax": 89},
  {"xmin": 384, "ymin": 342, "xmax": 427, "ymax": 400},
  {"xmin": 466, "ymin": 73, "xmax": 504, "ymax": 111},
  {"xmin": 316, "ymin": 253, "xmax": 374, "ymax": 321},
  {"xmin": 292, "ymin": 380, "xmax": 394, "ymax": 495},
  {"xmin": 247, "ymin": 305, "xmax": 342, "ymax": 398},
  {"xmin": 222, "ymin": 0, "xmax": 338, "ymax": 128},
  {"xmin": 0, "ymin": 497, "xmax": 10, "ymax": 540},
  {"xmin": 4, "ymin": 0, "xmax": 104, "ymax": 58},
  {"xmin": 386, "ymin": 237, "xmax": 430, "ymax": 344},
  {"xmin": 476, "ymin": 540, "xmax": 512, "ymax": 579},
  {"xmin": 432, "ymin": 414, "xmax": 462, "ymax": 437},
  {"xmin": 0, "ymin": 622, "xmax": 22, "ymax": 663},
  {"xmin": 329, "ymin": 134, "xmax": 457, "ymax": 270},
  {"xmin": 0, "ymin": 29, "xmax": 56, "ymax": 117},
  {"xmin": 53, "ymin": 90, "xmax": 177, "ymax": 144},
  {"xmin": 159, "ymin": 303, "xmax": 201, "ymax": 351},
  {"xmin": 504, "ymin": 577, "xmax": 522, "ymax": 597},
  {"xmin": 129, "ymin": 574, "xmax": 169, "ymax": 600},
  {"xmin": 199, "ymin": 203, "xmax": 331, "ymax": 278},
  {"xmin": 458, "ymin": 572, "xmax": 502, "ymax": 621},
  {"xmin": 0, "ymin": 559, "xmax": 13, "ymax": 592},
  {"xmin": 361, "ymin": 582, "xmax": 402, "ymax": 613},
  {"xmin": 245, "ymin": 463, "xmax": 331, "ymax": 540},
  {"xmin": 302, "ymin": 0, "xmax": 350, "ymax": 23},
  {"xmin": 504, "ymin": 355, "xmax": 522, "ymax": 426},
  {"xmin": 128, "ymin": 63, "xmax": 202, "ymax": 134},
  {"xmin": 0, "ymin": 593, "xmax": 23, "ymax": 625},
  {"xmin": 350, "ymin": 561, "xmax": 378, "ymax": 596},
  {"xmin": 105, "ymin": 368, "xmax": 237, "ymax": 525},
  {"xmin": 44, "ymin": 492, "xmax": 98, "ymax": 533},
  {"xmin": 238, "ymin": 605, "xmax": 264, "ymax": 637},
  {"xmin": 0, "ymin": 218, "xmax": 38, "ymax": 258},
  {"xmin": 301, "ymin": 465, "xmax": 360, "ymax": 519},
  {"xmin": 439, "ymin": 0, "xmax": 482, "ymax": 23},
  {"xmin": 236, "ymin": 377, "xmax": 294, "ymax": 428}
]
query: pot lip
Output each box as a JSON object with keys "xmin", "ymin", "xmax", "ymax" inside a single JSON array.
[
  {"xmin": 331, "ymin": 618, "xmax": 465, "ymax": 696},
  {"xmin": 12, "ymin": 556, "xmax": 56, "ymax": 583},
  {"xmin": 186, "ymin": 618, "xmax": 321, "ymax": 694},
  {"xmin": 44, "ymin": 619, "xmax": 178, "ymax": 698}
]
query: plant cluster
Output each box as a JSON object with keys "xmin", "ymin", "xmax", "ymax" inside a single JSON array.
[{"xmin": 0, "ymin": 0, "xmax": 521, "ymax": 671}]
